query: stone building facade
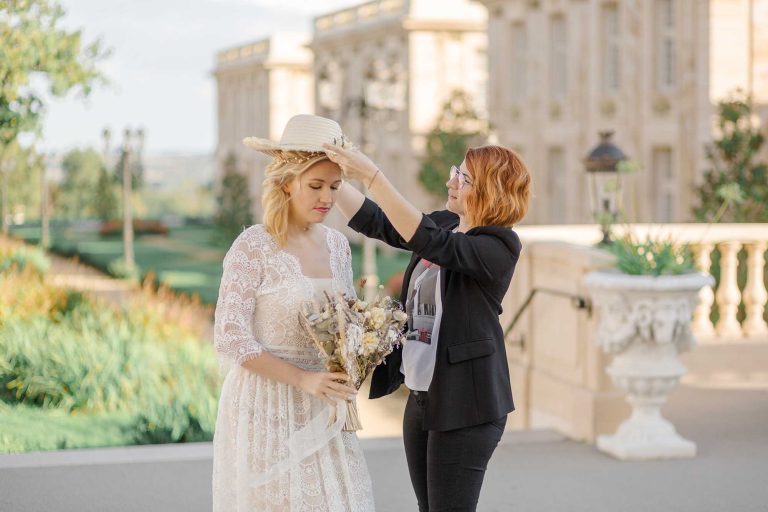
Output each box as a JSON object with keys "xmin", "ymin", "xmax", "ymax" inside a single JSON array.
[
  {"xmin": 310, "ymin": 0, "xmax": 488, "ymax": 224},
  {"xmin": 214, "ymin": 0, "xmax": 767, "ymax": 226},
  {"xmin": 213, "ymin": 34, "xmax": 313, "ymax": 221},
  {"xmin": 478, "ymin": 0, "xmax": 713, "ymax": 224}
]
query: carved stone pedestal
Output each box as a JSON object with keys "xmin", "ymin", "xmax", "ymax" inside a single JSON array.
[{"xmin": 583, "ymin": 271, "xmax": 714, "ymax": 460}]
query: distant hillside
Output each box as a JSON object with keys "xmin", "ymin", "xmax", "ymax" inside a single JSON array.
[
  {"xmin": 142, "ymin": 152, "xmax": 215, "ymax": 190},
  {"xmin": 45, "ymin": 151, "xmax": 215, "ymax": 191}
]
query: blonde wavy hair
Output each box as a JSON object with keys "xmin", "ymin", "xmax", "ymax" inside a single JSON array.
[
  {"xmin": 464, "ymin": 145, "xmax": 532, "ymax": 228},
  {"xmin": 261, "ymin": 151, "xmax": 333, "ymax": 246}
]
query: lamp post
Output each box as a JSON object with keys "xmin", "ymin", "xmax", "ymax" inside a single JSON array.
[
  {"xmin": 584, "ymin": 131, "xmax": 627, "ymax": 245},
  {"xmin": 318, "ymin": 60, "xmax": 406, "ymax": 301},
  {"xmin": 121, "ymin": 128, "xmax": 135, "ymax": 268},
  {"xmin": 118, "ymin": 126, "xmax": 145, "ymax": 270},
  {"xmin": 101, "ymin": 127, "xmax": 112, "ymax": 168}
]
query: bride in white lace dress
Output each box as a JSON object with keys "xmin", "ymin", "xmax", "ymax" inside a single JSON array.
[{"xmin": 212, "ymin": 116, "xmax": 375, "ymax": 511}]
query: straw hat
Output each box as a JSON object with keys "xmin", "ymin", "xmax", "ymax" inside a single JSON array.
[{"xmin": 242, "ymin": 114, "xmax": 351, "ymax": 157}]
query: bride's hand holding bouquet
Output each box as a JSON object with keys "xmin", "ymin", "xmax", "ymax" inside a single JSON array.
[{"xmin": 299, "ymin": 291, "xmax": 408, "ymax": 431}]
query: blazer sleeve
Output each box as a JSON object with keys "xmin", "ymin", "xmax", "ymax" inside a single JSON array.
[
  {"xmin": 347, "ymin": 197, "xmax": 410, "ymax": 250},
  {"xmin": 405, "ymin": 214, "xmax": 521, "ymax": 284}
]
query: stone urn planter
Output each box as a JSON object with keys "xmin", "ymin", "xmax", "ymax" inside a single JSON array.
[{"xmin": 583, "ymin": 270, "xmax": 714, "ymax": 460}]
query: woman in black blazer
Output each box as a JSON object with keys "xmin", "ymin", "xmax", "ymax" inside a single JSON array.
[{"xmin": 324, "ymin": 143, "xmax": 532, "ymax": 512}]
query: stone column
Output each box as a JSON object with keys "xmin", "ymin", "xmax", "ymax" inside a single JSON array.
[
  {"xmin": 743, "ymin": 241, "xmax": 768, "ymax": 337},
  {"xmin": 691, "ymin": 243, "xmax": 715, "ymax": 337},
  {"xmin": 715, "ymin": 241, "xmax": 743, "ymax": 338}
]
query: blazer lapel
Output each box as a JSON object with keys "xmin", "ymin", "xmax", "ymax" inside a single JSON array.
[{"xmin": 439, "ymin": 266, "xmax": 447, "ymax": 302}]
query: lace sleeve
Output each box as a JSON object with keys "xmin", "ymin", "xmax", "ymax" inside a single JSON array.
[
  {"xmin": 341, "ymin": 233, "xmax": 357, "ymax": 299},
  {"xmin": 214, "ymin": 229, "xmax": 265, "ymax": 369}
]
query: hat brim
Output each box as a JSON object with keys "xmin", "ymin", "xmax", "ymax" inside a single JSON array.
[{"xmin": 242, "ymin": 137, "xmax": 327, "ymax": 155}]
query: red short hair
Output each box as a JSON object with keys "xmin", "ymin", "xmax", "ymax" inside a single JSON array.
[{"xmin": 464, "ymin": 145, "xmax": 532, "ymax": 227}]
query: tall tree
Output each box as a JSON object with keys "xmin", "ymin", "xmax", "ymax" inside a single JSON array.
[
  {"xmin": 0, "ymin": 0, "xmax": 107, "ymax": 232},
  {"xmin": 694, "ymin": 91, "xmax": 768, "ymax": 222},
  {"xmin": 56, "ymin": 148, "xmax": 104, "ymax": 219},
  {"xmin": 419, "ymin": 90, "xmax": 487, "ymax": 198},
  {"xmin": 94, "ymin": 165, "xmax": 119, "ymax": 221},
  {"xmin": 1, "ymin": 141, "xmax": 41, "ymax": 221},
  {"xmin": 214, "ymin": 153, "xmax": 253, "ymax": 243}
]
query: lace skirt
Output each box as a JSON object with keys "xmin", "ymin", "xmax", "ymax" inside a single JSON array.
[{"xmin": 212, "ymin": 365, "xmax": 375, "ymax": 512}]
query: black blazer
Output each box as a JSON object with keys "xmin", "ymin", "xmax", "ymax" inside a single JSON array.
[{"xmin": 349, "ymin": 198, "xmax": 522, "ymax": 431}]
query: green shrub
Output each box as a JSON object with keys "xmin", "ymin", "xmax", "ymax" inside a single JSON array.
[
  {"xmin": 0, "ymin": 241, "xmax": 221, "ymax": 448},
  {"xmin": 130, "ymin": 339, "xmax": 219, "ymax": 443},
  {"xmin": 0, "ymin": 401, "xmax": 135, "ymax": 453},
  {"xmin": 214, "ymin": 152, "xmax": 254, "ymax": 244},
  {"xmin": 605, "ymin": 235, "xmax": 695, "ymax": 276},
  {"xmin": 0, "ymin": 312, "xmax": 219, "ymax": 441},
  {"xmin": 107, "ymin": 258, "xmax": 141, "ymax": 281},
  {"xmin": 1, "ymin": 314, "xmax": 150, "ymax": 411},
  {"xmin": 694, "ymin": 91, "xmax": 768, "ymax": 223},
  {"xmin": 0, "ymin": 246, "xmax": 50, "ymax": 275}
]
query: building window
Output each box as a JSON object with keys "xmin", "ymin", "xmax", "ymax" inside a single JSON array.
[
  {"xmin": 547, "ymin": 147, "xmax": 568, "ymax": 224},
  {"xmin": 239, "ymin": 82, "xmax": 248, "ymax": 141},
  {"xmin": 318, "ymin": 61, "xmax": 343, "ymax": 113},
  {"xmin": 655, "ymin": 0, "xmax": 676, "ymax": 91},
  {"xmin": 601, "ymin": 3, "xmax": 620, "ymax": 94},
  {"xmin": 652, "ymin": 147, "xmax": 676, "ymax": 221},
  {"xmin": 549, "ymin": 14, "xmax": 568, "ymax": 101},
  {"xmin": 510, "ymin": 22, "xmax": 527, "ymax": 103}
]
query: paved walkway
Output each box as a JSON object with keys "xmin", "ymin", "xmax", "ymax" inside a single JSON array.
[{"xmin": 46, "ymin": 253, "xmax": 139, "ymax": 307}]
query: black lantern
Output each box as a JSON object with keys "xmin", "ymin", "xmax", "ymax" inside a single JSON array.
[{"xmin": 584, "ymin": 131, "xmax": 627, "ymax": 245}]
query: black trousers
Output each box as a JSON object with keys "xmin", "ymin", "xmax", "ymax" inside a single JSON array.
[{"xmin": 402, "ymin": 390, "xmax": 506, "ymax": 512}]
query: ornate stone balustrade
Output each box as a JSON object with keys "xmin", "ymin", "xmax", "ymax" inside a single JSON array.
[
  {"xmin": 216, "ymin": 40, "xmax": 269, "ymax": 65},
  {"xmin": 314, "ymin": 0, "xmax": 406, "ymax": 33},
  {"xmin": 515, "ymin": 223, "xmax": 768, "ymax": 342},
  {"xmin": 500, "ymin": 224, "xmax": 767, "ymax": 444}
]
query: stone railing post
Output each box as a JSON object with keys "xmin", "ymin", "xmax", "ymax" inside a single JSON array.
[
  {"xmin": 691, "ymin": 243, "xmax": 715, "ymax": 337},
  {"xmin": 715, "ymin": 241, "xmax": 743, "ymax": 338},
  {"xmin": 743, "ymin": 241, "xmax": 768, "ymax": 337}
]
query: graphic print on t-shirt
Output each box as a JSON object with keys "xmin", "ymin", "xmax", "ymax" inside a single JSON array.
[{"xmin": 406, "ymin": 261, "xmax": 439, "ymax": 345}]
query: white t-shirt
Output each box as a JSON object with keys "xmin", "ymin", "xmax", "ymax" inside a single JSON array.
[{"xmin": 400, "ymin": 261, "xmax": 443, "ymax": 391}]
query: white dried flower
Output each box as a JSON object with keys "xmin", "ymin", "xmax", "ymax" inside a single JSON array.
[{"xmin": 370, "ymin": 307, "xmax": 386, "ymax": 329}]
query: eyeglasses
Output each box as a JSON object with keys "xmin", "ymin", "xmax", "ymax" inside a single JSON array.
[{"xmin": 449, "ymin": 165, "xmax": 473, "ymax": 189}]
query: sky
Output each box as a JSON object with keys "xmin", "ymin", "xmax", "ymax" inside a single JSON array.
[{"xmin": 41, "ymin": 0, "xmax": 358, "ymax": 154}]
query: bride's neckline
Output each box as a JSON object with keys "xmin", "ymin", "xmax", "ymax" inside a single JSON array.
[{"xmin": 262, "ymin": 225, "xmax": 335, "ymax": 280}]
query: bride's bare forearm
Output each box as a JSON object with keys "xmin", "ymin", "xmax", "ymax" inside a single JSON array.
[
  {"xmin": 241, "ymin": 352, "xmax": 357, "ymax": 404},
  {"xmin": 335, "ymin": 182, "xmax": 366, "ymax": 220},
  {"xmin": 241, "ymin": 352, "xmax": 305, "ymax": 388}
]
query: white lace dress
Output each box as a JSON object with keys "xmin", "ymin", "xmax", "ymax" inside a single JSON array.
[{"xmin": 212, "ymin": 224, "xmax": 375, "ymax": 512}]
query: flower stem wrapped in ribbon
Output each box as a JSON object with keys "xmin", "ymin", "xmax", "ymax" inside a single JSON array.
[{"xmin": 299, "ymin": 292, "xmax": 408, "ymax": 431}]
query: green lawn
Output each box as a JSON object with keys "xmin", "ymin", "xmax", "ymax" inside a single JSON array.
[
  {"xmin": 11, "ymin": 223, "xmax": 412, "ymax": 304},
  {"xmin": 12, "ymin": 224, "xmax": 227, "ymax": 304}
]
